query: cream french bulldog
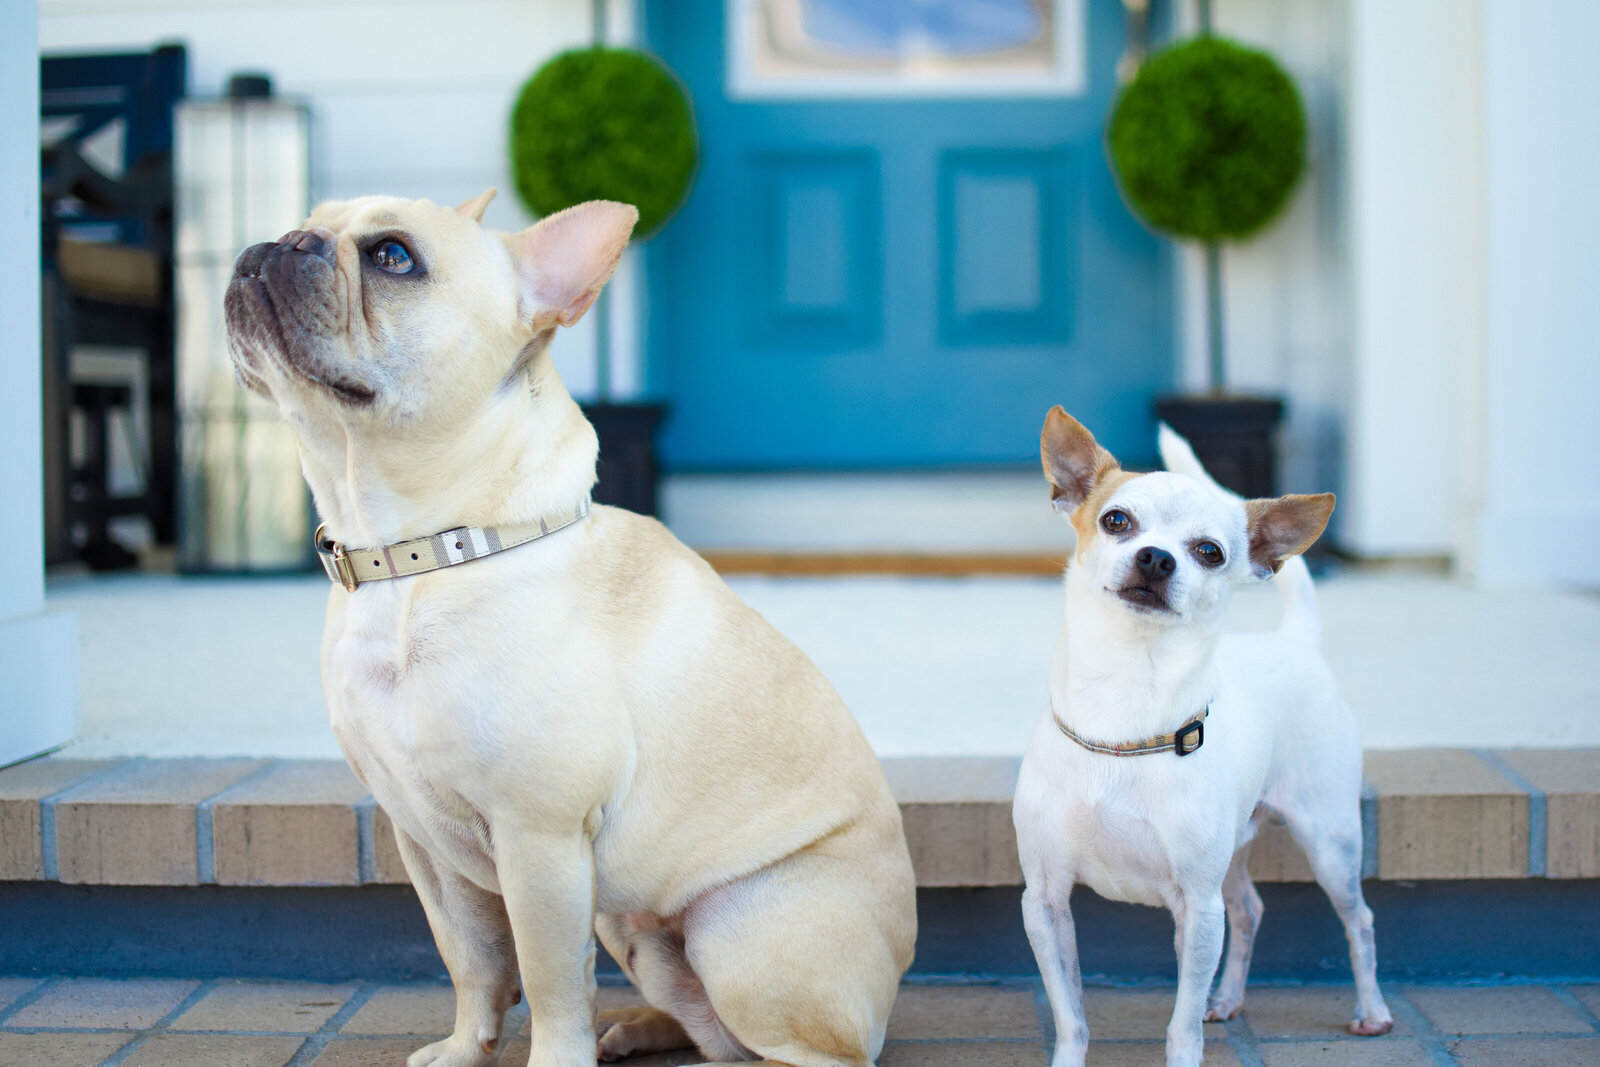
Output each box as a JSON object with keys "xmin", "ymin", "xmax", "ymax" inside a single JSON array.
[
  {"xmin": 1012, "ymin": 409, "xmax": 1392, "ymax": 1067},
  {"xmin": 225, "ymin": 189, "xmax": 917, "ymax": 1067}
]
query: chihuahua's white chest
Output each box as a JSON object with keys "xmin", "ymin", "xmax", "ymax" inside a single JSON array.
[{"xmin": 1014, "ymin": 708, "xmax": 1243, "ymax": 909}]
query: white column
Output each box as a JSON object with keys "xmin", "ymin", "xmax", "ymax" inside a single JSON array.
[
  {"xmin": 1343, "ymin": 0, "xmax": 1486, "ymax": 561},
  {"xmin": 1, "ymin": 0, "xmax": 79, "ymax": 766},
  {"xmin": 1472, "ymin": 0, "xmax": 1600, "ymax": 587}
]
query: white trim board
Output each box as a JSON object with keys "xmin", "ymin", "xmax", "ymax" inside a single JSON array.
[{"xmin": 661, "ymin": 471, "xmax": 1068, "ymax": 553}]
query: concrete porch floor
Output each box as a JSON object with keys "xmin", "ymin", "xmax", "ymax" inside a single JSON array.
[
  {"xmin": 41, "ymin": 565, "xmax": 1600, "ymax": 760},
  {"xmin": 1, "ymin": 975, "xmax": 1598, "ymax": 1067}
]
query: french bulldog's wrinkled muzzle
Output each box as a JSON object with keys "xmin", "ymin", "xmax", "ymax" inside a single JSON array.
[{"xmin": 225, "ymin": 228, "xmax": 376, "ymax": 405}]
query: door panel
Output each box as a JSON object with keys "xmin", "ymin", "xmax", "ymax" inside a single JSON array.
[
  {"xmin": 744, "ymin": 151, "xmax": 882, "ymax": 349},
  {"xmin": 644, "ymin": 0, "xmax": 1172, "ymax": 468},
  {"xmin": 939, "ymin": 149, "xmax": 1073, "ymax": 345}
]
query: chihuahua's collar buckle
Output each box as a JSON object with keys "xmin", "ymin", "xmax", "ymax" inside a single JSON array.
[
  {"xmin": 314, "ymin": 499, "xmax": 591, "ymax": 592},
  {"xmin": 1053, "ymin": 704, "xmax": 1209, "ymax": 757}
]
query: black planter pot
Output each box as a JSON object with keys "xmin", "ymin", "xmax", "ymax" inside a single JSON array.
[
  {"xmin": 1153, "ymin": 395, "xmax": 1285, "ymax": 499},
  {"xmin": 581, "ymin": 402, "xmax": 668, "ymax": 517}
]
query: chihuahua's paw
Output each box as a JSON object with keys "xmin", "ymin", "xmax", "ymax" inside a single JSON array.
[
  {"xmin": 406, "ymin": 1032, "xmax": 499, "ymax": 1067},
  {"xmin": 1204, "ymin": 994, "xmax": 1244, "ymax": 1022},
  {"xmin": 596, "ymin": 1006, "xmax": 693, "ymax": 1062},
  {"xmin": 1348, "ymin": 1014, "xmax": 1394, "ymax": 1036},
  {"xmin": 1047, "ymin": 1045, "xmax": 1089, "ymax": 1067}
]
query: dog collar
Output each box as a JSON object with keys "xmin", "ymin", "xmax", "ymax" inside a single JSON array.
[
  {"xmin": 314, "ymin": 500, "xmax": 591, "ymax": 592},
  {"xmin": 1052, "ymin": 703, "xmax": 1208, "ymax": 757}
]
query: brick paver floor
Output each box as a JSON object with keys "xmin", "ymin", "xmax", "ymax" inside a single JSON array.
[{"xmin": 1, "ymin": 978, "xmax": 1597, "ymax": 1066}]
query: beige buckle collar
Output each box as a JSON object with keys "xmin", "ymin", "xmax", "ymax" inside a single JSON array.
[
  {"xmin": 1052, "ymin": 702, "xmax": 1209, "ymax": 757},
  {"xmin": 314, "ymin": 500, "xmax": 591, "ymax": 592}
]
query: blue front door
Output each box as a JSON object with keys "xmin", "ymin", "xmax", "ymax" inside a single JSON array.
[{"xmin": 644, "ymin": 1, "xmax": 1172, "ymax": 468}]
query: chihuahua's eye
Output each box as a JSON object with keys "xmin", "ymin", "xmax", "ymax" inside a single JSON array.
[
  {"xmin": 371, "ymin": 240, "xmax": 414, "ymax": 274},
  {"xmin": 1101, "ymin": 509, "xmax": 1130, "ymax": 534},
  {"xmin": 1194, "ymin": 541, "xmax": 1225, "ymax": 567}
]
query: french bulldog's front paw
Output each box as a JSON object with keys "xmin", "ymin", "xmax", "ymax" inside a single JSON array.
[
  {"xmin": 1348, "ymin": 1013, "xmax": 1394, "ymax": 1036},
  {"xmin": 1204, "ymin": 993, "xmax": 1244, "ymax": 1021},
  {"xmin": 406, "ymin": 1032, "xmax": 499, "ymax": 1067}
]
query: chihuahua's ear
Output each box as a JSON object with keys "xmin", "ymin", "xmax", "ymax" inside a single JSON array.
[
  {"xmin": 1041, "ymin": 406, "xmax": 1119, "ymax": 514},
  {"xmin": 506, "ymin": 200, "xmax": 639, "ymax": 329},
  {"xmin": 454, "ymin": 188, "xmax": 497, "ymax": 222},
  {"xmin": 1243, "ymin": 493, "xmax": 1335, "ymax": 577}
]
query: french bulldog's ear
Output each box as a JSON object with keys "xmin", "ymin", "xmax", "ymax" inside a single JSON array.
[
  {"xmin": 507, "ymin": 201, "xmax": 639, "ymax": 330},
  {"xmin": 1243, "ymin": 493, "xmax": 1335, "ymax": 577},
  {"xmin": 455, "ymin": 188, "xmax": 497, "ymax": 222},
  {"xmin": 1041, "ymin": 406, "xmax": 1119, "ymax": 514}
]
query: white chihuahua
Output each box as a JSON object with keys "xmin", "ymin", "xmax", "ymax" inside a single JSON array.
[{"xmin": 1013, "ymin": 408, "xmax": 1393, "ymax": 1067}]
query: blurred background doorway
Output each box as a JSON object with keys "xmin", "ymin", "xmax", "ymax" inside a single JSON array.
[{"xmin": 644, "ymin": 0, "xmax": 1174, "ymax": 471}]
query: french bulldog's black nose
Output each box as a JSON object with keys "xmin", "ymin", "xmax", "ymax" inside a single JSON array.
[
  {"xmin": 1136, "ymin": 546, "xmax": 1176, "ymax": 582},
  {"xmin": 277, "ymin": 228, "xmax": 334, "ymax": 259}
]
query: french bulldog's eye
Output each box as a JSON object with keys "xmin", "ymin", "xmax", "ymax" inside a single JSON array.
[
  {"xmin": 371, "ymin": 240, "xmax": 414, "ymax": 274},
  {"xmin": 1101, "ymin": 509, "xmax": 1131, "ymax": 534},
  {"xmin": 1194, "ymin": 541, "xmax": 1225, "ymax": 567}
]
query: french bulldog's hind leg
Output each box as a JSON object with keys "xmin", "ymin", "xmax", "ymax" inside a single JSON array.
[
  {"xmin": 1282, "ymin": 806, "xmax": 1394, "ymax": 1036},
  {"xmin": 394, "ymin": 831, "xmax": 520, "ymax": 1067},
  {"xmin": 681, "ymin": 849, "xmax": 912, "ymax": 1067},
  {"xmin": 595, "ymin": 912, "xmax": 747, "ymax": 1061},
  {"xmin": 594, "ymin": 1006, "xmax": 694, "ymax": 1062},
  {"xmin": 1205, "ymin": 841, "xmax": 1262, "ymax": 1022}
]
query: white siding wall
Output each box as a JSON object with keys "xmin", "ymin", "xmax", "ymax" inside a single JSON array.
[
  {"xmin": 1173, "ymin": 1, "xmax": 1353, "ymax": 520},
  {"xmin": 1474, "ymin": 0, "xmax": 1600, "ymax": 587},
  {"xmin": 1341, "ymin": 0, "xmax": 1599, "ymax": 587},
  {"xmin": 1343, "ymin": 0, "xmax": 1484, "ymax": 560},
  {"xmin": 39, "ymin": 0, "xmax": 644, "ymax": 398}
]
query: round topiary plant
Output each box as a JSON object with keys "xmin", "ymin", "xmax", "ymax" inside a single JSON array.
[
  {"xmin": 509, "ymin": 46, "xmax": 697, "ymax": 239},
  {"xmin": 1107, "ymin": 36, "xmax": 1306, "ymax": 243}
]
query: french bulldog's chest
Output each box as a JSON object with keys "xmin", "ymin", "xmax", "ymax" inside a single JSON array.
[{"xmin": 322, "ymin": 589, "xmax": 503, "ymax": 890}]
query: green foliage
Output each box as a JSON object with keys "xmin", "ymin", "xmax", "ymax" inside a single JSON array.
[
  {"xmin": 1108, "ymin": 36, "xmax": 1306, "ymax": 243},
  {"xmin": 510, "ymin": 47, "xmax": 697, "ymax": 239}
]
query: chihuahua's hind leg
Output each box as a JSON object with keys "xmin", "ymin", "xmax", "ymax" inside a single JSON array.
[
  {"xmin": 1205, "ymin": 842, "xmax": 1262, "ymax": 1022},
  {"xmin": 1283, "ymin": 809, "xmax": 1394, "ymax": 1036}
]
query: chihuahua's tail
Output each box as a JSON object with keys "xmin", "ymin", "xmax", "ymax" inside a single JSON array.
[
  {"xmin": 1158, "ymin": 423, "xmax": 1323, "ymax": 642},
  {"xmin": 1157, "ymin": 422, "xmax": 1238, "ymax": 500},
  {"xmin": 1273, "ymin": 555, "xmax": 1322, "ymax": 644}
]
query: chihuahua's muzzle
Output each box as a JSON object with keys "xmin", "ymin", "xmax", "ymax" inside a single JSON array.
[
  {"xmin": 1119, "ymin": 544, "xmax": 1176, "ymax": 611},
  {"xmin": 225, "ymin": 229, "xmax": 374, "ymax": 405}
]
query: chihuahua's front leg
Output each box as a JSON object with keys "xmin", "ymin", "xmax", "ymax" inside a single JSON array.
[
  {"xmin": 394, "ymin": 829, "xmax": 520, "ymax": 1067},
  {"xmin": 1167, "ymin": 889, "xmax": 1226, "ymax": 1067},
  {"xmin": 497, "ymin": 828, "xmax": 600, "ymax": 1067},
  {"xmin": 1022, "ymin": 880, "xmax": 1089, "ymax": 1067}
]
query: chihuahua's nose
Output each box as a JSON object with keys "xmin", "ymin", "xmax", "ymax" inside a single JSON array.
[{"xmin": 1135, "ymin": 546, "xmax": 1176, "ymax": 582}]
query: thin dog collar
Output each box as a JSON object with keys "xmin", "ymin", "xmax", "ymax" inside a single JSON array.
[
  {"xmin": 314, "ymin": 500, "xmax": 591, "ymax": 592},
  {"xmin": 1052, "ymin": 703, "xmax": 1209, "ymax": 757}
]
